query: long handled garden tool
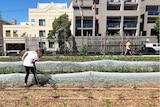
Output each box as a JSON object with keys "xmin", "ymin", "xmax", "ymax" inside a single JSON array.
[{"xmin": 35, "ymin": 69, "xmax": 55, "ymax": 86}]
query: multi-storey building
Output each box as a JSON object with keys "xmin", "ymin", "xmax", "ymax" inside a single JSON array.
[
  {"xmin": 0, "ymin": 16, "xmax": 12, "ymax": 55},
  {"xmin": 72, "ymin": 0, "xmax": 159, "ymax": 53},
  {"xmin": 3, "ymin": 2, "xmax": 73, "ymax": 54}
]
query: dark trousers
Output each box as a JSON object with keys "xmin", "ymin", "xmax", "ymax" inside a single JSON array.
[{"xmin": 24, "ymin": 66, "xmax": 39, "ymax": 84}]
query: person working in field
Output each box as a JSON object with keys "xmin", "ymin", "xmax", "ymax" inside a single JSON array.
[
  {"xmin": 124, "ymin": 40, "xmax": 132, "ymax": 56},
  {"xmin": 21, "ymin": 48, "xmax": 44, "ymax": 87}
]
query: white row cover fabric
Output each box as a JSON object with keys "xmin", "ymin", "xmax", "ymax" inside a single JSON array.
[
  {"xmin": 0, "ymin": 60, "xmax": 159, "ymax": 72},
  {"xmin": 0, "ymin": 72, "xmax": 159, "ymax": 85}
]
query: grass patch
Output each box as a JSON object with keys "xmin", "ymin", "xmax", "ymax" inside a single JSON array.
[{"xmin": 0, "ymin": 55, "xmax": 159, "ymax": 62}]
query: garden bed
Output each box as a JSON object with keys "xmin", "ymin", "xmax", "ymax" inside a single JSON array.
[{"xmin": 0, "ymin": 83, "xmax": 159, "ymax": 107}]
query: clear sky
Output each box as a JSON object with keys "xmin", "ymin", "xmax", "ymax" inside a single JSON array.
[{"xmin": 0, "ymin": 0, "xmax": 70, "ymax": 24}]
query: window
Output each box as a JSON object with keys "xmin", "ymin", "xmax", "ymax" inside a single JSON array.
[
  {"xmin": 39, "ymin": 30, "xmax": 46, "ymax": 37},
  {"xmin": 31, "ymin": 19, "xmax": 35, "ymax": 24},
  {"xmin": 94, "ymin": 0, "xmax": 99, "ymax": 4},
  {"xmin": 146, "ymin": 6, "xmax": 158, "ymax": 11},
  {"xmin": 153, "ymin": 44, "xmax": 156, "ymax": 47},
  {"xmin": 147, "ymin": 18, "xmax": 156, "ymax": 23},
  {"xmin": 124, "ymin": 6, "xmax": 137, "ymax": 10},
  {"xmin": 75, "ymin": 30, "xmax": 81, "ymax": 36},
  {"xmin": 13, "ymin": 30, "xmax": 18, "ymax": 37},
  {"xmin": 6, "ymin": 30, "xmax": 11, "ymax": 37},
  {"xmin": 83, "ymin": 17, "xmax": 93, "ymax": 28},
  {"xmin": 142, "ymin": 31, "xmax": 146, "ymax": 36},
  {"xmin": 39, "ymin": 19, "xmax": 46, "ymax": 26},
  {"xmin": 49, "ymin": 41, "xmax": 55, "ymax": 48},
  {"xmin": 151, "ymin": 29, "xmax": 158, "ymax": 36},
  {"xmin": 146, "ymin": 6, "xmax": 159, "ymax": 16},
  {"xmin": 107, "ymin": 5, "xmax": 120, "ymax": 10},
  {"xmin": 108, "ymin": 0, "xmax": 120, "ymax": 2},
  {"xmin": 39, "ymin": 42, "xmax": 45, "ymax": 48},
  {"xmin": 96, "ymin": 8, "xmax": 98, "ymax": 14}
]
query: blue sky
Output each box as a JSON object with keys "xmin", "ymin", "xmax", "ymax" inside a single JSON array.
[{"xmin": 0, "ymin": 0, "xmax": 70, "ymax": 24}]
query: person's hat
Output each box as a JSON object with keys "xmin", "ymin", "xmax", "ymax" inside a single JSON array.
[{"xmin": 39, "ymin": 48, "xmax": 44, "ymax": 54}]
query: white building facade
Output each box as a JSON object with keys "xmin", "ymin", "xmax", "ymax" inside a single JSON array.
[{"xmin": 3, "ymin": 2, "xmax": 73, "ymax": 54}]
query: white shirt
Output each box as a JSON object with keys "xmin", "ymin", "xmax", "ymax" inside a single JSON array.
[{"xmin": 23, "ymin": 51, "xmax": 39, "ymax": 67}]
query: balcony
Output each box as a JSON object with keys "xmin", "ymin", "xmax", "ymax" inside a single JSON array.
[
  {"xmin": 124, "ymin": 0, "xmax": 136, "ymax": 2},
  {"xmin": 76, "ymin": 17, "xmax": 93, "ymax": 28},
  {"xmin": 148, "ymin": 11, "xmax": 160, "ymax": 16},
  {"xmin": 108, "ymin": 0, "xmax": 120, "ymax": 3},
  {"xmin": 124, "ymin": 5, "xmax": 138, "ymax": 10},
  {"xmin": 107, "ymin": 0, "xmax": 121, "ymax": 5},
  {"xmin": 107, "ymin": 23, "xmax": 120, "ymax": 28},
  {"xmin": 124, "ymin": 23, "xmax": 136, "ymax": 28},
  {"xmin": 124, "ymin": 0, "xmax": 138, "ymax": 5},
  {"xmin": 107, "ymin": 0, "xmax": 121, "ymax": 10},
  {"xmin": 76, "ymin": 23, "xmax": 93, "ymax": 28}
]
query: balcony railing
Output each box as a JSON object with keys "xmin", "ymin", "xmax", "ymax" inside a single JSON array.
[
  {"xmin": 124, "ymin": 0, "xmax": 136, "ymax": 2},
  {"xmin": 108, "ymin": 0, "xmax": 120, "ymax": 3},
  {"xmin": 76, "ymin": 23, "xmax": 93, "ymax": 28},
  {"xmin": 148, "ymin": 11, "xmax": 160, "ymax": 16},
  {"xmin": 107, "ymin": 23, "xmax": 120, "ymax": 28},
  {"xmin": 124, "ymin": 23, "xmax": 136, "ymax": 28}
]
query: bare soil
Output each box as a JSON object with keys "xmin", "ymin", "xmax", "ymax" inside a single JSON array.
[{"xmin": 0, "ymin": 83, "xmax": 159, "ymax": 107}]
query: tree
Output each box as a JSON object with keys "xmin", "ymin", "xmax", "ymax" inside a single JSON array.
[
  {"xmin": 154, "ymin": 17, "xmax": 160, "ymax": 42},
  {"xmin": 48, "ymin": 13, "xmax": 71, "ymax": 53}
]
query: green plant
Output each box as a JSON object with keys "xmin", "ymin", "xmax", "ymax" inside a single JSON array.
[
  {"xmin": 118, "ymin": 92, "xmax": 124, "ymax": 99},
  {"xmin": 20, "ymin": 90, "xmax": 28, "ymax": 100},
  {"xmin": 87, "ymin": 92, "xmax": 93, "ymax": 99},
  {"xmin": 131, "ymin": 84, "xmax": 137, "ymax": 89},
  {"xmin": 80, "ymin": 44, "xmax": 88, "ymax": 56},
  {"xmin": 149, "ymin": 91, "xmax": 159, "ymax": 98},
  {"xmin": 145, "ymin": 103, "xmax": 156, "ymax": 107},
  {"xmin": 105, "ymin": 100, "xmax": 111, "ymax": 107},
  {"xmin": 62, "ymin": 101, "xmax": 67, "ymax": 107},
  {"xmin": 53, "ymin": 90, "xmax": 59, "ymax": 98},
  {"xmin": 25, "ymin": 101, "xmax": 30, "ymax": 106}
]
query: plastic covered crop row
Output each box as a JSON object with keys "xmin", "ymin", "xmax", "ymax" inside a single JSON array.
[{"xmin": 0, "ymin": 60, "xmax": 159, "ymax": 73}]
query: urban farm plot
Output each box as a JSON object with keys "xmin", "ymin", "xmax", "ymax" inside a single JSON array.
[{"xmin": 0, "ymin": 83, "xmax": 159, "ymax": 107}]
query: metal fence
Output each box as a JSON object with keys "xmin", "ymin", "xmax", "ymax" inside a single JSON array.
[
  {"xmin": 25, "ymin": 36, "xmax": 39, "ymax": 51},
  {"xmin": 25, "ymin": 35, "xmax": 143, "ymax": 54},
  {"xmin": 75, "ymin": 36, "xmax": 142, "ymax": 54}
]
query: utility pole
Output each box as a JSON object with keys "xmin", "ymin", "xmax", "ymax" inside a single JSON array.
[
  {"xmin": 0, "ymin": 11, "xmax": 4, "ymax": 56},
  {"xmin": 81, "ymin": 0, "xmax": 84, "ymax": 47},
  {"xmin": 122, "ymin": 26, "xmax": 124, "ymax": 53},
  {"xmin": 78, "ymin": 0, "xmax": 84, "ymax": 47}
]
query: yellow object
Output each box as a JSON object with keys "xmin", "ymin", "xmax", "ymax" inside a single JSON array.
[{"xmin": 126, "ymin": 42, "xmax": 131, "ymax": 50}]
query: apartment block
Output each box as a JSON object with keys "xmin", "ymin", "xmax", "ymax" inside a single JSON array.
[
  {"xmin": 72, "ymin": 0, "xmax": 159, "ymax": 53},
  {"xmin": 3, "ymin": 2, "xmax": 73, "ymax": 54}
]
